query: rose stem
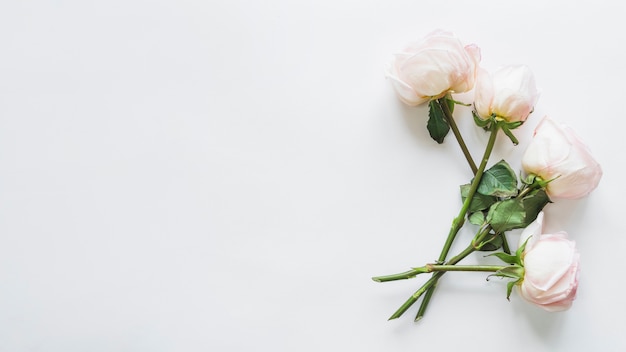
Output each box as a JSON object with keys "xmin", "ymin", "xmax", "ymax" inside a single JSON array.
[
  {"xmin": 416, "ymin": 122, "xmax": 500, "ymax": 320},
  {"xmin": 414, "ymin": 97, "xmax": 482, "ymax": 317},
  {"xmin": 372, "ymin": 263, "xmax": 504, "ymax": 282},
  {"xmin": 385, "ymin": 225, "xmax": 494, "ymax": 320},
  {"xmin": 438, "ymin": 96, "xmax": 477, "ymax": 175}
]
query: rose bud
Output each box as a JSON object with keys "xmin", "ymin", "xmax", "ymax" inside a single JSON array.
[
  {"xmin": 517, "ymin": 212, "xmax": 580, "ymax": 312},
  {"xmin": 386, "ymin": 29, "xmax": 481, "ymax": 106},
  {"xmin": 522, "ymin": 116, "xmax": 602, "ymax": 199},
  {"xmin": 474, "ymin": 64, "xmax": 539, "ymax": 123}
]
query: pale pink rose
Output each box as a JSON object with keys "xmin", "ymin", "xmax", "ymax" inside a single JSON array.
[
  {"xmin": 474, "ymin": 65, "xmax": 539, "ymax": 123},
  {"xmin": 522, "ymin": 116, "xmax": 602, "ymax": 199},
  {"xmin": 518, "ymin": 212, "xmax": 580, "ymax": 312},
  {"xmin": 386, "ymin": 30, "xmax": 481, "ymax": 106}
]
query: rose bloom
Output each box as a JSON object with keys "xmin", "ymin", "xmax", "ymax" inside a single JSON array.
[
  {"xmin": 517, "ymin": 212, "xmax": 580, "ymax": 312},
  {"xmin": 386, "ymin": 29, "xmax": 481, "ymax": 106},
  {"xmin": 522, "ymin": 116, "xmax": 602, "ymax": 199},
  {"xmin": 474, "ymin": 64, "xmax": 539, "ymax": 123}
]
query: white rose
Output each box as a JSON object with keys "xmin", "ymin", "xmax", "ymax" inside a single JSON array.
[
  {"xmin": 387, "ymin": 29, "xmax": 481, "ymax": 106},
  {"xmin": 474, "ymin": 64, "xmax": 539, "ymax": 123},
  {"xmin": 522, "ymin": 116, "xmax": 602, "ymax": 199},
  {"xmin": 518, "ymin": 213, "xmax": 580, "ymax": 312}
]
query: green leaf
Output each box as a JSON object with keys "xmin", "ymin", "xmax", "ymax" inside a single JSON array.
[
  {"xmin": 486, "ymin": 199, "xmax": 526, "ymax": 233},
  {"xmin": 521, "ymin": 173, "xmax": 536, "ymax": 185},
  {"xmin": 477, "ymin": 234, "xmax": 503, "ymax": 252},
  {"xmin": 468, "ymin": 211, "xmax": 485, "ymax": 226},
  {"xmin": 427, "ymin": 100, "xmax": 450, "ymax": 144},
  {"xmin": 485, "ymin": 188, "xmax": 551, "ymax": 234},
  {"xmin": 460, "ymin": 184, "xmax": 498, "ymax": 213},
  {"xmin": 519, "ymin": 188, "xmax": 551, "ymax": 228},
  {"xmin": 477, "ymin": 160, "xmax": 518, "ymax": 197}
]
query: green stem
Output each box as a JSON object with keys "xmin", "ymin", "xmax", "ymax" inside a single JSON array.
[
  {"xmin": 388, "ymin": 274, "xmax": 441, "ymax": 320},
  {"xmin": 415, "ymin": 284, "xmax": 436, "ymax": 319},
  {"xmin": 426, "ymin": 264, "xmax": 504, "ymax": 272},
  {"xmin": 438, "ymin": 97, "xmax": 477, "ymax": 175},
  {"xmin": 436, "ymin": 123, "xmax": 499, "ymax": 263},
  {"xmin": 501, "ymin": 233, "xmax": 511, "ymax": 254},
  {"xmin": 414, "ymin": 123, "xmax": 500, "ymax": 320},
  {"xmin": 413, "ymin": 98, "xmax": 479, "ymax": 318},
  {"xmin": 517, "ymin": 185, "xmax": 533, "ymax": 199},
  {"xmin": 372, "ymin": 268, "xmax": 429, "ymax": 282},
  {"xmin": 373, "ymin": 263, "xmax": 505, "ymax": 282}
]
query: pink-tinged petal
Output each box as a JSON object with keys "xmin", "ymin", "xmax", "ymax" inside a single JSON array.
[
  {"xmin": 522, "ymin": 116, "xmax": 602, "ymax": 199},
  {"xmin": 547, "ymin": 159, "xmax": 602, "ymax": 199},
  {"xmin": 387, "ymin": 30, "xmax": 481, "ymax": 106},
  {"xmin": 519, "ymin": 229, "xmax": 580, "ymax": 312},
  {"xmin": 465, "ymin": 44, "xmax": 482, "ymax": 71},
  {"xmin": 473, "ymin": 68, "xmax": 494, "ymax": 119},
  {"xmin": 386, "ymin": 73, "xmax": 427, "ymax": 106},
  {"xmin": 534, "ymin": 254, "xmax": 579, "ymax": 304},
  {"xmin": 523, "ymin": 233, "xmax": 576, "ymax": 290},
  {"xmin": 522, "ymin": 116, "xmax": 572, "ymax": 176},
  {"xmin": 400, "ymin": 49, "xmax": 455, "ymax": 98},
  {"xmin": 452, "ymin": 44, "xmax": 481, "ymax": 93},
  {"xmin": 474, "ymin": 65, "xmax": 538, "ymax": 122}
]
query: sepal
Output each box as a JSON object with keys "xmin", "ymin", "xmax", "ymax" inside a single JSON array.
[
  {"xmin": 501, "ymin": 123, "xmax": 520, "ymax": 145},
  {"xmin": 472, "ymin": 110, "xmax": 491, "ymax": 129},
  {"xmin": 488, "ymin": 252, "xmax": 519, "ymax": 265},
  {"xmin": 506, "ymin": 281, "xmax": 516, "ymax": 301},
  {"xmin": 487, "ymin": 264, "xmax": 525, "ymax": 301}
]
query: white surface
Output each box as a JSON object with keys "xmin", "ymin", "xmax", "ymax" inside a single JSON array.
[{"xmin": 1, "ymin": 1, "xmax": 625, "ymax": 351}]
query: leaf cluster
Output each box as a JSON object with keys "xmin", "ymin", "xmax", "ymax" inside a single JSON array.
[{"xmin": 461, "ymin": 160, "xmax": 552, "ymax": 251}]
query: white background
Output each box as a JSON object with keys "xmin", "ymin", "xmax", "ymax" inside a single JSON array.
[{"xmin": 1, "ymin": 1, "xmax": 625, "ymax": 351}]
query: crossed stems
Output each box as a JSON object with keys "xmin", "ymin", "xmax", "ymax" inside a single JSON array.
[
  {"xmin": 412, "ymin": 97, "xmax": 505, "ymax": 320},
  {"xmin": 373, "ymin": 224, "xmax": 499, "ymax": 319}
]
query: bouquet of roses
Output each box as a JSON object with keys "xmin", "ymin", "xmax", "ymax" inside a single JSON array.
[{"xmin": 373, "ymin": 30, "xmax": 603, "ymax": 321}]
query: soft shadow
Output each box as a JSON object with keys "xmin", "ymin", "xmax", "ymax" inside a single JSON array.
[
  {"xmin": 510, "ymin": 296, "xmax": 567, "ymax": 342},
  {"xmin": 542, "ymin": 197, "xmax": 590, "ymax": 233}
]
